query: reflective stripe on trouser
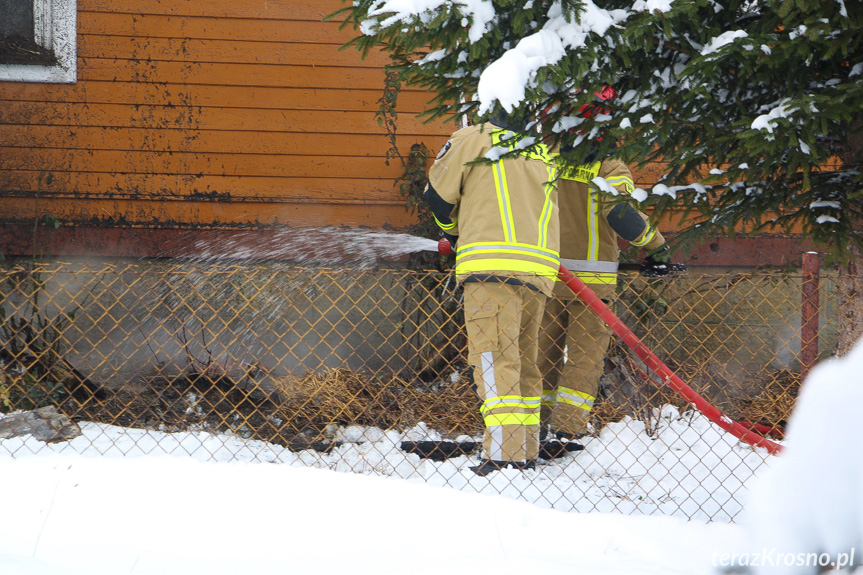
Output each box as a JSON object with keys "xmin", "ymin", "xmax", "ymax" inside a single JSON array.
[
  {"xmin": 537, "ymin": 296, "xmax": 612, "ymax": 436},
  {"xmin": 464, "ymin": 280, "xmax": 545, "ymax": 462}
]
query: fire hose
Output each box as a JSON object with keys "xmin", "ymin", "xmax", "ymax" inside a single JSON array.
[{"xmin": 438, "ymin": 238, "xmax": 783, "ymax": 455}]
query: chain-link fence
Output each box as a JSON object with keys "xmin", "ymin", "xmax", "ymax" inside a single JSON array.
[{"xmin": 0, "ymin": 257, "xmax": 844, "ymax": 522}]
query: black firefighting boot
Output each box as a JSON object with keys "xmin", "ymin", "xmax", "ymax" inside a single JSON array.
[
  {"xmin": 469, "ymin": 459, "xmax": 537, "ymax": 477},
  {"xmin": 539, "ymin": 429, "xmax": 585, "ymax": 460}
]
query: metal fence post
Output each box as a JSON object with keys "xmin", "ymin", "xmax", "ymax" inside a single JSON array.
[{"xmin": 801, "ymin": 251, "xmax": 820, "ymax": 380}]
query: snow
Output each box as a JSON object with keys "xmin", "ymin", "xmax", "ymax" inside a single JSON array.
[
  {"xmin": 740, "ymin": 338, "xmax": 863, "ymax": 574},
  {"xmin": 0, "ymin": 405, "xmax": 767, "ymax": 575},
  {"xmin": 477, "ymin": 30, "xmax": 566, "ymax": 114},
  {"xmin": 0, "ymin": 418, "xmax": 748, "ymax": 575},
  {"xmin": 0, "ymin": 454, "xmax": 743, "ymax": 575},
  {"xmin": 631, "ymin": 0, "xmax": 674, "ymax": 13},
  {"xmin": 361, "ymin": 0, "xmax": 632, "ymax": 113},
  {"xmin": 545, "ymin": 1, "xmax": 625, "ymax": 49},
  {"xmin": 651, "ymin": 183, "xmax": 677, "ymax": 199},
  {"xmin": 701, "ymin": 30, "xmax": 749, "ymax": 56},
  {"xmin": 1, "ymin": 0, "xmax": 857, "ymax": 570},
  {"xmin": 1, "ymin": 405, "xmax": 769, "ymax": 520},
  {"xmin": 751, "ymin": 100, "xmax": 792, "ymax": 133},
  {"xmin": 355, "ymin": 0, "xmax": 851, "ymax": 219},
  {"xmin": 591, "ymin": 176, "xmax": 619, "ymax": 196},
  {"xmin": 838, "ymin": 0, "xmax": 849, "ymax": 18},
  {"xmin": 365, "ymin": 0, "xmax": 495, "ymax": 43},
  {"xmin": 2, "ymin": 347, "xmax": 863, "ymax": 573}
]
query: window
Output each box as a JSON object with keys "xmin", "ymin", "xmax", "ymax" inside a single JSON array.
[{"xmin": 0, "ymin": 0, "xmax": 76, "ymax": 83}]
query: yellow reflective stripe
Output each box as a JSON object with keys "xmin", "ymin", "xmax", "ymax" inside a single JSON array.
[
  {"xmin": 492, "ymin": 161, "xmax": 517, "ymax": 243},
  {"xmin": 458, "ymin": 241, "xmax": 559, "ymax": 261},
  {"xmin": 456, "ymin": 243, "xmax": 561, "ymax": 271},
  {"xmin": 434, "ymin": 214, "xmax": 456, "ymax": 231},
  {"xmin": 456, "ymin": 258, "xmax": 559, "ymax": 277},
  {"xmin": 605, "ymin": 175, "xmax": 635, "ymax": 193},
  {"xmin": 587, "ymin": 190, "xmax": 599, "ymax": 262},
  {"xmin": 482, "ymin": 394, "xmax": 541, "ymax": 426},
  {"xmin": 523, "ymin": 396, "xmax": 542, "ymax": 407},
  {"xmin": 541, "ymin": 390, "xmax": 556, "ymax": 406},
  {"xmin": 484, "ymin": 413, "xmax": 542, "ymax": 427},
  {"xmin": 631, "ymin": 226, "xmax": 658, "ymax": 247},
  {"xmin": 559, "ymin": 387, "xmax": 595, "ymax": 401},
  {"xmin": 482, "ymin": 400, "xmax": 530, "ymax": 413},
  {"xmin": 481, "ymin": 395, "xmax": 541, "ymax": 414},
  {"xmin": 574, "ymin": 272, "xmax": 617, "ymax": 285},
  {"xmin": 557, "ymin": 387, "xmax": 595, "ymax": 410},
  {"xmin": 525, "ymin": 149, "xmax": 553, "ymax": 162},
  {"xmin": 554, "ymin": 272, "xmax": 617, "ymax": 284},
  {"xmin": 491, "ymin": 130, "xmax": 553, "ymax": 163},
  {"xmin": 559, "ymin": 160, "xmax": 600, "ymax": 183},
  {"xmin": 537, "ymin": 164, "xmax": 557, "ymax": 249},
  {"xmin": 557, "ymin": 401, "xmax": 591, "ymax": 412}
]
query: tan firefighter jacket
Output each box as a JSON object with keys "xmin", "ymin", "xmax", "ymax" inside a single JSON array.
[
  {"xmin": 555, "ymin": 157, "xmax": 666, "ymax": 299},
  {"xmin": 426, "ymin": 123, "xmax": 560, "ymax": 296}
]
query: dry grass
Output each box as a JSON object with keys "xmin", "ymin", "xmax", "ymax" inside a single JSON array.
[
  {"xmin": 593, "ymin": 349, "xmax": 799, "ymax": 436},
  {"xmin": 62, "ymin": 360, "xmax": 798, "ymax": 447},
  {"xmin": 591, "ymin": 396, "xmax": 630, "ymax": 430},
  {"xmin": 407, "ymin": 377, "xmax": 483, "ymax": 436},
  {"xmin": 272, "ymin": 368, "xmax": 482, "ymax": 439},
  {"xmin": 735, "ymin": 370, "xmax": 800, "ymax": 428},
  {"xmin": 275, "ymin": 368, "xmax": 404, "ymax": 428}
]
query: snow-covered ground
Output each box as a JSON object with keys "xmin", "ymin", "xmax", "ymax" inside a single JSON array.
[
  {"xmin": 3, "ymin": 339, "xmax": 863, "ymax": 574},
  {"xmin": 0, "ymin": 452, "xmax": 742, "ymax": 575},
  {"xmin": 1, "ymin": 405, "xmax": 769, "ymax": 521},
  {"xmin": 0, "ymin": 405, "xmax": 762, "ymax": 575}
]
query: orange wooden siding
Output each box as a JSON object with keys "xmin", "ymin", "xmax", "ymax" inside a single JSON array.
[
  {"xmin": 0, "ymin": 0, "xmax": 453, "ymax": 231},
  {"xmin": 0, "ymin": 0, "xmax": 804, "ymax": 266}
]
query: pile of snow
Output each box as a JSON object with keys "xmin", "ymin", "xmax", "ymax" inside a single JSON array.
[
  {"xmin": 1, "ymin": 405, "xmax": 769, "ymax": 521},
  {"xmin": 7, "ymin": 343, "xmax": 863, "ymax": 575},
  {"xmin": 741, "ymin": 339, "xmax": 863, "ymax": 574},
  {"xmin": 0, "ymin": 454, "xmax": 741, "ymax": 575}
]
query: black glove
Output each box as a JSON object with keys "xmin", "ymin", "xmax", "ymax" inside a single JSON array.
[
  {"xmin": 443, "ymin": 233, "xmax": 458, "ymax": 250},
  {"xmin": 639, "ymin": 245, "xmax": 684, "ymax": 277}
]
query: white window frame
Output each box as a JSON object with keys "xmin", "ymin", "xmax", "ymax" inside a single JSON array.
[{"xmin": 0, "ymin": 0, "xmax": 77, "ymax": 83}]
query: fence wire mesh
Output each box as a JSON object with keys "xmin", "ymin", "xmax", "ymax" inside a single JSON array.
[{"xmin": 0, "ymin": 258, "xmax": 843, "ymax": 521}]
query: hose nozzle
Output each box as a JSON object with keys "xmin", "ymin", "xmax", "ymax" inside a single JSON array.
[{"xmin": 437, "ymin": 238, "xmax": 454, "ymax": 256}]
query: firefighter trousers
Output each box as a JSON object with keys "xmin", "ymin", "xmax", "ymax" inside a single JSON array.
[
  {"xmin": 538, "ymin": 296, "xmax": 613, "ymax": 436},
  {"xmin": 463, "ymin": 280, "xmax": 546, "ymax": 463}
]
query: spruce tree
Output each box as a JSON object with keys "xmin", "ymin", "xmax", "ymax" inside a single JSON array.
[{"xmin": 333, "ymin": 0, "xmax": 863, "ymax": 260}]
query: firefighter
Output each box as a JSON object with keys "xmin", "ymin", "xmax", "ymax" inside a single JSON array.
[
  {"xmin": 538, "ymin": 156, "xmax": 671, "ymax": 451},
  {"xmin": 424, "ymin": 112, "xmax": 559, "ymax": 476}
]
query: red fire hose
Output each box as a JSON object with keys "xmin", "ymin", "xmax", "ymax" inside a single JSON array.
[
  {"xmin": 556, "ymin": 265, "xmax": 783, "ymax": 455},
  {"xmin": 437, "ymin": 238, "xmax": 783, "ymax": 454}
]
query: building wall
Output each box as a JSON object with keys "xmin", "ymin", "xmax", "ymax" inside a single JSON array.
[
  {"xmin": 0, "ymin": 0, "xmax": 810, "ymax": 265},
  {"xmin": 0, "ymin": 0, "xmax": 452, "ymax": 257}
]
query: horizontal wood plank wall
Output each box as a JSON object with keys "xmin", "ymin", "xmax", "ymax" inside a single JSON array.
[
  {"xmin": 0, "ymin": 0, "xmax": 454, "ymax": 251},
  {"xmin": 0, "ymin": 0, "xmax": 799, "ymax": 264}
]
